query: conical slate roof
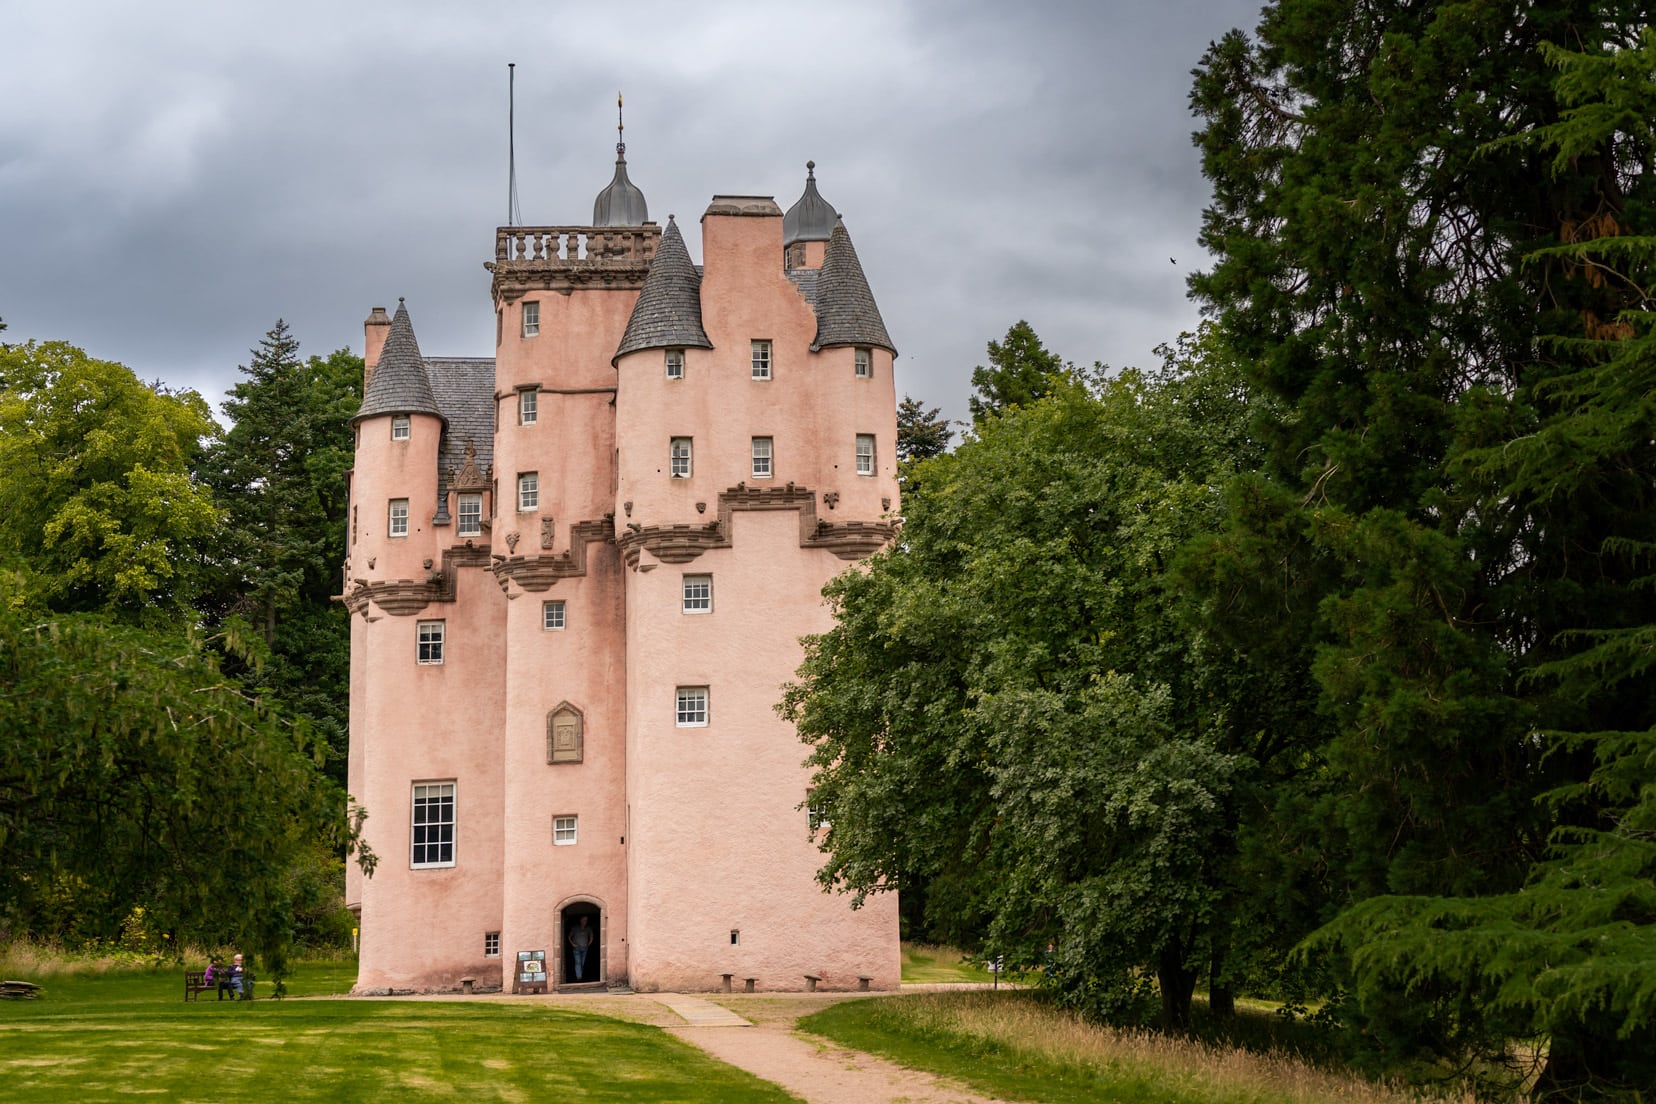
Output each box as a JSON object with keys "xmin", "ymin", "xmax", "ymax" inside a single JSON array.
[
  {"xmin": 353, "ymin": 300, "xmax": 444, "ymax": 423},
  {"xmin": 782, "ymin": 161, "xmax": 836, "ymax": 246},
  {"xmin": 614, "ymin": 217, "xmax": 713, "ymax": 360},
  {"xmin": 810, "ymin": 220, "xmax": 895, "ymax": 355},
  {"xmin": 593, "ymin": 149, "xmax": 649, "ymax": 226}
]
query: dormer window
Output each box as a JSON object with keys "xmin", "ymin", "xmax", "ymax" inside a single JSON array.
[
  {"xmin": 522, "ymin": 301, "xmax": 540, "ymax": 338},
  {"xmin": 391, "ymin": 415, "xmax": 410, "ymax": 440},
  {"xmin": 457, "ymin": 494, "xmax": 482, "ymax": 537},
  {"xmin": 665, "ymin": 349, "xmax": 685, "ymax": 380}
]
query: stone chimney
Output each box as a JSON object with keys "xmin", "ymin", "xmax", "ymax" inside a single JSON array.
[{"xmin": 363, "ymin": 306, "xmax": 392, "ymax": 388}]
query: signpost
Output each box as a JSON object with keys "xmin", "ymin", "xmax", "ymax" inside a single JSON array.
[{"xmin": 514, "ymin": 950, "xmax": 548, "ymax": 994}]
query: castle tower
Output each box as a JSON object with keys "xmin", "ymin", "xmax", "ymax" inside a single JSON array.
[{"xmin": 345, "ymin": 138, "xmax": 899, "ymax": 994}]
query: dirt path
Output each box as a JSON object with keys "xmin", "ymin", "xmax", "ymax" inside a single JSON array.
[{"xmin": 662, "ymin": 991, "xmax": 1008, "ymax": 1104}]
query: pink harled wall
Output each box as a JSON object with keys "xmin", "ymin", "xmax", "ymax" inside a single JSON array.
[
  {"xmin": 493, "ymin": 282, "xmax": 637, "ymax": 984},
  {"xmin": 348, "ymin": 407, "xmax": 509, "ymax": 992},
  {"xmin": 615, "ymin": 199, "xmax": 900, "ymax": 992}
]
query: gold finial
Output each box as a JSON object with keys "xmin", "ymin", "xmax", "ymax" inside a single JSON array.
[{"xmin": 616, "ymin": 92, "xmax": 625, "ymax": 155}]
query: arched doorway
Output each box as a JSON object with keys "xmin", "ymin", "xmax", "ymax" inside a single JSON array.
[{"xmin": 558, "ymin": 900, "xmax": 602, "ymax": 987}]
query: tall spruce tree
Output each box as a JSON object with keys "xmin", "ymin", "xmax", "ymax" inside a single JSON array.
[
  {"xmin": 1190, "ymin": 3, "xmax": 1654, "ymax": 1095},
  {"xmin": 201, "ymin": 322, "xmax": 361, "ymax": 779},
  {"xmin": 967, "ymin": 320, "xmax": 1069, "ymax": 425}
]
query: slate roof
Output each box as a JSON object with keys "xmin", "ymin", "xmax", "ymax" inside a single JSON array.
[
  {"xmin": 782, "ymin": 161, "xmax": 836, "ymax": 246},
  {"xmin": 614, "ymin": 216, "xmax": 714, "ymax": 360},
  {"xmin": 810, "ymin": 220, "xmax": 896, "ymax": 355},
  {"xmin": 427, "ymin": 358, "xmax": 497, "ymax": 500},
  {"xmin": 353, "ymin": 300, "xmax": 444, "ymax": 423}
]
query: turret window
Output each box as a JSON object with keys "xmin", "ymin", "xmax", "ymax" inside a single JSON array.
[
  {"xmin": 854, "ymin": 348, "xmax": 872, "ymax": 378},
  {"xmin": 411, "ymin": 782, "xmax": 455, "ymax": 866},
  {"xmin": 751, "ymin": 437, "xmax": 773, "ymax": 480},
  {"xmin": 519, "ymin": 389, "xmax": 538, "ymax": 425},
  {"xmin": 522, "ymin": 301, "xmax": 540, "ymax": 338},
  {"xmin": 391, "ymin": 414, "xmax": 411, "ymax": 440},
  {"xmin": 682, "ymin": 574, "xmax": 712, "ymax": 614},
  {"xmin": 676, "ymin": 686, "xmax": 709, "ymax": 727},
  {"xmin": 856, "ymin": 435, "xmax": 876, "ymax": 476},
  {"xmin": 670, "ymin": 438, "xmax": 692, "ymax": 479},
  {"xmin": 751, "ymin": 340, "xmax": 772, "ymax": 381},
  {"xmin": 665, "ymin": 349, "xmax": 685, "ymax": 380},
  {"xmin": 389, "ymin": 498, "xmax": 410, "ymax": 537},
  {"xmin": 542, "ymin": 600, "xmax": 566, "ymax": 631},
  {"xmin": 518, "ymin": 473, "xmax": 539, "ymax": 511},
  {"xmin": 417, "ymin": 621, "xmax": 445, "ymax": 665}
]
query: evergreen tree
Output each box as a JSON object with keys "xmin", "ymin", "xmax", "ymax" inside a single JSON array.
[
  {"xmin": 200, "ymin": 323, "xmax": 361, "ymax": 780},
  {"xmin": 894, "ymin": 394, "xmax": 953, "ymax": 498},
  {"xmin": 1191, "ymin": 3, "xmax": 1654, "ymax": 1094},
  {"xmin": 967, "ymin": 320, "xmax": 1069, "ymax": 425}
]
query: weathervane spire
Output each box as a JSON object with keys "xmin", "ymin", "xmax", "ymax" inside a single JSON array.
[{"xmin": 617, "ymin": 92, "xmax": 625, "ymax": 158}]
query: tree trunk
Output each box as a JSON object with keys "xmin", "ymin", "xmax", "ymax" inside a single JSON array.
[
  {"xmin": 1157, "ymin": 942, "xmax": 1197, "ymax": 1033},
  {"xmin": 1208, "ymin": 925, "xmax": 1235, "ymax": 1019}
]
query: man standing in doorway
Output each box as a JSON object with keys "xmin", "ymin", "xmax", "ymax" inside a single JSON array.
[{"xmin": 568, "ymin": 915, "xmax": 594, "ymax": 982}]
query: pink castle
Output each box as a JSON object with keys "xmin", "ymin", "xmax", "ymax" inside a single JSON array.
[{"xmin": 342, "ymin": 134, "xmax": 901, "ymax": 993}]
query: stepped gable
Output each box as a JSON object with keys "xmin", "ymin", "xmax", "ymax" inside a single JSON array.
[
  {"xmin": 782, "ymin": 161, "xmax": 836, "ymax": 246},
  {"xmin": 427, "ymin": 357, "xmax": 496, "ymax": 501},
  {"xmin": 809, "ymin": 219, "xmax": 895, "ymax": 355},
  {"xmin": 353, "ymin": 300, "xmax": 444, "ymax": 422},
  {"xmin": 614, "ymin": 216, "xmax": 713, "ymax": 360}
]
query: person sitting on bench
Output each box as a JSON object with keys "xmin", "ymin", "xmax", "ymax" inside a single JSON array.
[{"xmin": 218, "ymin": 954, "xmax": 246, "ymax": 1001}]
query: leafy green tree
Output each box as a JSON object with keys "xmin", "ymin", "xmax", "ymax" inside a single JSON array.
[
  {"xmin": 966, "ymin": 320, "xmax": 1069, "ymax": 425},
  {"xmin": 784, "ymin": 332, "xmax": 1265, "ymax": 1030},
  {"xmin": 0, "ymin": 587, "xmax": 372, "ymax": 978},
  {"xmin": 0, "ymin": 341, "xmax": 220, "ymax": 623},
  {"xmin": 199, "ymin": 322, "xmax": 361, "ymax": 779}
]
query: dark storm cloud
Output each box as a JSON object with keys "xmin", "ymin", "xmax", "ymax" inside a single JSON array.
[{"xmin": 0, "ymin": 0, "xmax": 1264, "ymax": 426}]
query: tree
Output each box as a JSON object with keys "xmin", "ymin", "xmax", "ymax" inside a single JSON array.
[
  {"xmin": 0, "ymin": 341, "xmax": 220, "ymax": 623},
  {"xmin": 966, "ymin": 321, "xmax": 1069, "ymax": 425},
  {"xmin": 0, "ymin": 589, "xmax": 370, "ymax": 977},
  {"xmin": 783, "ymin": 332, "xmax": 1266, "ymax": 1030},
  {"xmin": 894, "ymin": 395, "xmax": 953, "ymax": 497},
  {"xmin": 1190, "ymin": 3, "xmax": 1654, "ymax": 1094},
  {"xmin": 199, "ymin": 323, "xmax": 361, "ymax": 779}
]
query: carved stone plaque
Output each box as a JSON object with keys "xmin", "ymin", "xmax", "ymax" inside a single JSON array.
[{"xmin": 547, "ymin": 703, "xmax": 583, "ymax": 764}]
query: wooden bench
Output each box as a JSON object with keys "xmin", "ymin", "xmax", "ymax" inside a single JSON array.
[
  {"xmin": 1, "ymin": 979, "xmax": 43, "ymax": 999},
  {"xmin": 184, "ymin": 969, "xmax": 255, "ymax": 1001}
]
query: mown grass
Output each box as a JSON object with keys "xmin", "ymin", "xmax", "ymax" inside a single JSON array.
[
  {"xmin": 899, "ymin": 941, "xmax": 1000, "ymax": 984},
  {"xmin": 800, "ymin": 990, "xmax": 1448, "ymax": 1104},
  {"xmin": 0, "ymin": 963, "xmax": 798, "ymax": 1103}
]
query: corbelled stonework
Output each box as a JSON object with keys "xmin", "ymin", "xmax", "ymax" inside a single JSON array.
[
  {"xmin": 617, "ymin": 485, "xmax": 897, "ymax": 568},
  {"xmin": 487, "ymin": 226, "xmax": 660, "ymax": 302}
]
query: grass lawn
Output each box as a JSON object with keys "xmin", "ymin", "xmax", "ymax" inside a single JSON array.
[
  {"xmin": 899, "ymin": 941, "xmax": 1000, "ymax": 985},
  {"xmin": 0, "ymin": 964, "xmax": 798, "ymax": 1103},
  {"xmin": 799, "ymin": 990, "xmax": 1424, "ymax": 1104}
]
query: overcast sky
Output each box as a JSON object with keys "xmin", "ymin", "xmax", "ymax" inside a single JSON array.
[{"xmin": 1, "ymin": 0, "xmax": 1264, "ymax": 429}]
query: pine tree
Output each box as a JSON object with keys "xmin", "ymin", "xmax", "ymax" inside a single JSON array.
[
  {"xmin": 201, "ymin": 322, "xmax": 361, "ymax": 780},
  {"xmin": 967, "ymin": 321, "xmax": 1068, "ymax": 425}
]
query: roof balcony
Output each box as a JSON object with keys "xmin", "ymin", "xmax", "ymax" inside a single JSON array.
[{"xmin": 488, "ymin": 224, "xmax": 660, "ymax": 300}]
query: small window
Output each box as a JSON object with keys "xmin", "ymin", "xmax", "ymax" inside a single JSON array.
[
  {"xmin": 485, "ymin": 931, "xmax": 501, "ymax": 957},
  {"xmin": 670, "ymin": 438, "xmax": 692, "ymax": 479},
  {"xmin": 518, "ymin": 472, "xmax": 539, "ymax": 511},
  {"xmin": 553, "ymin": 815, "xmax": 578, "ymax": 846},
  {"xmin": 665, "ymin": 349, "xmax": 685, "ymax": 380},
  {"xmin": 389, "ymin": 498, "xmax": 410, "ymax": 537},
  {"xmin": 519, "ymin": 389, "xmax": 538, "ymax": 425},
  {"xmin": 458, "ymin": 493, "xmax": 482, "ymax": 538},
  {"xmin": 522, "ymin": 301, "xmax": 540, "ymax": 338},
  {"xmin": 808, "ymin": 802, "xmax": 830, "ymax": 832},
  {"xmin": 676, "ymin": 686, "xmax": 709, "ymax": 727},
  {"xmin": 411, "ymin": 782, "xmax": 455, "ymax": 868},
  {"xmin": 417, "ymin": 620, "xmax": 445, "ymax": 665},
  {"xmin": 391, "ymin": 414, "xmax": 411, "ymax": 440},
  {"xmin": 854, "ymin": 348, "xmax": 872, "ymax": 378},
  {"xmin": 751, "ymin": 340, "xmax": 772, "ymax": 380},
  {"xmin": 856, "ymin": 434, "xmax": 876, "ymax": 476},
  {"xmin": 542, "ymin": 600, "xmax": 566, "ymax": 631},
  {"xmin": 751, "ymin": 437, "xmax": 773, "ymax": 480},
  {"xmin": 682, "ymin": 574, "xmax": 712, "ymax": 614}
]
